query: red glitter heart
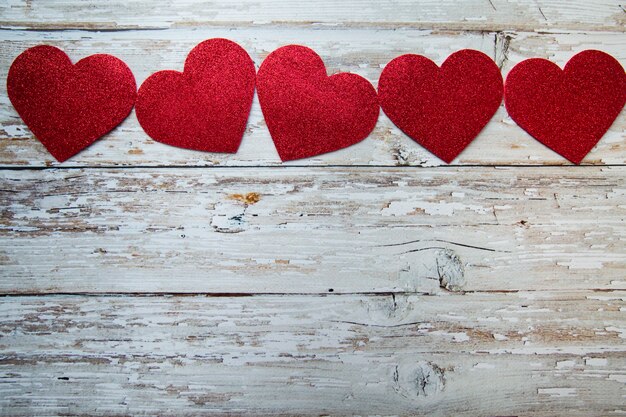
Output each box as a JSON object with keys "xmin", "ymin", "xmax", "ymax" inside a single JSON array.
[
  {"xmin": 257, "ymin": 45, "xmax": 379, "ymax": 161},
  {"xmin": 7, "ymin": 45, "xmax": 136, "ymax": 162},
  {"xmin": 378, "ymin": 49, "xmax": 503, "ymax": 163},
  {"xmin": 504, "ymin": 50, "xmax": 626, "ymax": 164},
  {"xmin": 136, "ymin": 39, "xmax": 256, "ymax": 153}
]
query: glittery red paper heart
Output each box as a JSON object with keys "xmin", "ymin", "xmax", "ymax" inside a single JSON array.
[
  {"xmin": 7, "ymin": 45, "xmax": 136, "ymax": 162},
  {"xmin": 257, "ymin": 45, "xmax": 379, "ymax": 161},
  {"xmin": 504, "ymin": 50, "xmax": 625, "ymax": 164},
  {"xmin": 136, "ymin": 39, "xmax": 256, "ymax": 153},
  {"xmin": 378, "ymin": 49, "xmax": 503, "ymax": 163}
]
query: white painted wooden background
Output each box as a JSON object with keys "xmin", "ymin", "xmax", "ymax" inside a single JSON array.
[{"xmin": 0, "ymin": 1, "xmax": 624, "ymax": 416}]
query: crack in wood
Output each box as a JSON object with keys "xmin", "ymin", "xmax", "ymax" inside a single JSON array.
[
  {"xmin": 329, "ymin": 320, "xmax": 425, "ymax": 328},
  {"xmin": 376, "ymin": 238, "xmax": 510, "ymax": 253}
]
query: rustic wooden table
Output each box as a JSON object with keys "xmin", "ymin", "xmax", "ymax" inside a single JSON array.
[{"xmin": 0, "ymin": 1, "xmax": 624, "ymax": 416}]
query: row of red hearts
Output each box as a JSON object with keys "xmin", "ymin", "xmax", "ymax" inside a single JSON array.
[{"xmin": 7, "ymin": 39, "xmax": 625, "ymax": 164}]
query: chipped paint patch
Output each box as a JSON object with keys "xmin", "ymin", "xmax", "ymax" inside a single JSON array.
[
  {"xmin": 228, "ymin": 192, "xmax": 261, "ymax": 205},
  {"xmin": 381, "ymin": 200, "xmax": 490, "ymax": 216},
  {"xmin": 585, "ymin": 358, "xmax": 607, "ymax": 367},
  {"xmin": 538, "ymin": 388, "xmax": 577, "ymax": 398}
]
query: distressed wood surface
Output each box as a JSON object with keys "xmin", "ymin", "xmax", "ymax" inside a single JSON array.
[
  {"xmin": 0, "ymin": 1, "xmax": 625, "ymax": 416},
  {"xmin": 1, "ymin": 292, "xmax": 625, "ymax": 416},
  {"xmin": 1, "ymin": 167, "xmax": 625, "ymax": 294},
  {"xmin": 0, "ymin": 29, "xmax": 624, "ymax": 167},
  {"xmin": 0, "ymin": 0, "xmax": 624, "ymax": 32}
]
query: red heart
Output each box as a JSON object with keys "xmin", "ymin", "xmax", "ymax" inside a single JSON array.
[
  {"xmin": 7, "ymin": 45, "xmax": 136, "ymax": 162},
  {"xmin": 505, "ymin": 50, "xmax": 626, "ymax": 164},
  {"xmin": 136, "ymin": 39, "xmax": 256, "ymax": 153},
  {"xmin": 257, "ymin": 45, "xmax": 379, "ymax": 161},
  {"xmin": 378, "ymin": 50, "xmax": 503, "ymax": 163}
]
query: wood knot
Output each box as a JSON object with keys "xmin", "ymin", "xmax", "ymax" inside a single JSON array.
[
  {"xmin": 393, "ymin": 360, "xmax": 445, "ymax": 399},
  {"xmin": 362, "ymin": 294, "xmax": 411, "ymax": 323},
  {"xmin": 398, "ymin": 248, "xmax": 465, "ymax": 293},
  {"xmin": 435, "ymin": 249, "xmax": 465, "ymax": 292}
]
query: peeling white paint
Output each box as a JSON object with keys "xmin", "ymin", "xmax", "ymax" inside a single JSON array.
[
  {"xmin": 585, "ymin": 358, "xmax": 608, "ymax": 367},
  {"xmin": 0, "ymin": 2, "xmax": 624, "ymax": 416},
  {"xmin": 538, "ymin": 388, "xmax": 577, "ymax": 398},
  {"xmin": 382, "ymin": 200, "xmax": 490, "ymax": 216}
]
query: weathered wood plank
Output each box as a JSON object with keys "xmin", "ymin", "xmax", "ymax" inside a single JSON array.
[
  {"xmin": 0, "ymin": 0, "xmax": 624, "ymax": 32},
  {"xmin": 1, "ymin": 2, "xmax": 623, "ymax": 416},
  {"xmin": 1, "ymin": 166, "xmax": 624, "ymax": 294},
  {"xmin": 0, "ymin": 28, "xmax": 623, "ymax": 167},
  {"xmin": 0, "ymin": 292, "xmax": 624, "ymax": 416}
]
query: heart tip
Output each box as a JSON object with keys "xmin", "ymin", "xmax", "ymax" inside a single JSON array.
[
  {"xmin": 566, "ymin": 156, "xmax": 584, "ymax": 165},
  {"xmin": 50, "ymin": 154, "xmax": 70, "ymax": 163},
  {"xmin": 277, "ymin": 152, "xmax": 299, "ymax": 162},
  {"xmin": 438, "ymin": 155, "xmax": 455, "ymax": 164}
]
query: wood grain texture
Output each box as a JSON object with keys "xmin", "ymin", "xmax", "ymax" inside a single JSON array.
[
  {"xmin": 1, "ymin": 167, "xmax": 624, "ymax": 294},
  {"xmin": 0, "ymin": 0, "xmax": 624, "ymax": 31},
  {"xmin": 0, "ymin": 28, "xmax": 624, "ymax": 167},
  {"xmin": 1, "ymin": 1, "xmax": 625, "ymax": 415},
  {"xmin": 1, "ymin": 293, "xmax": 624, "ymax": 416}
]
